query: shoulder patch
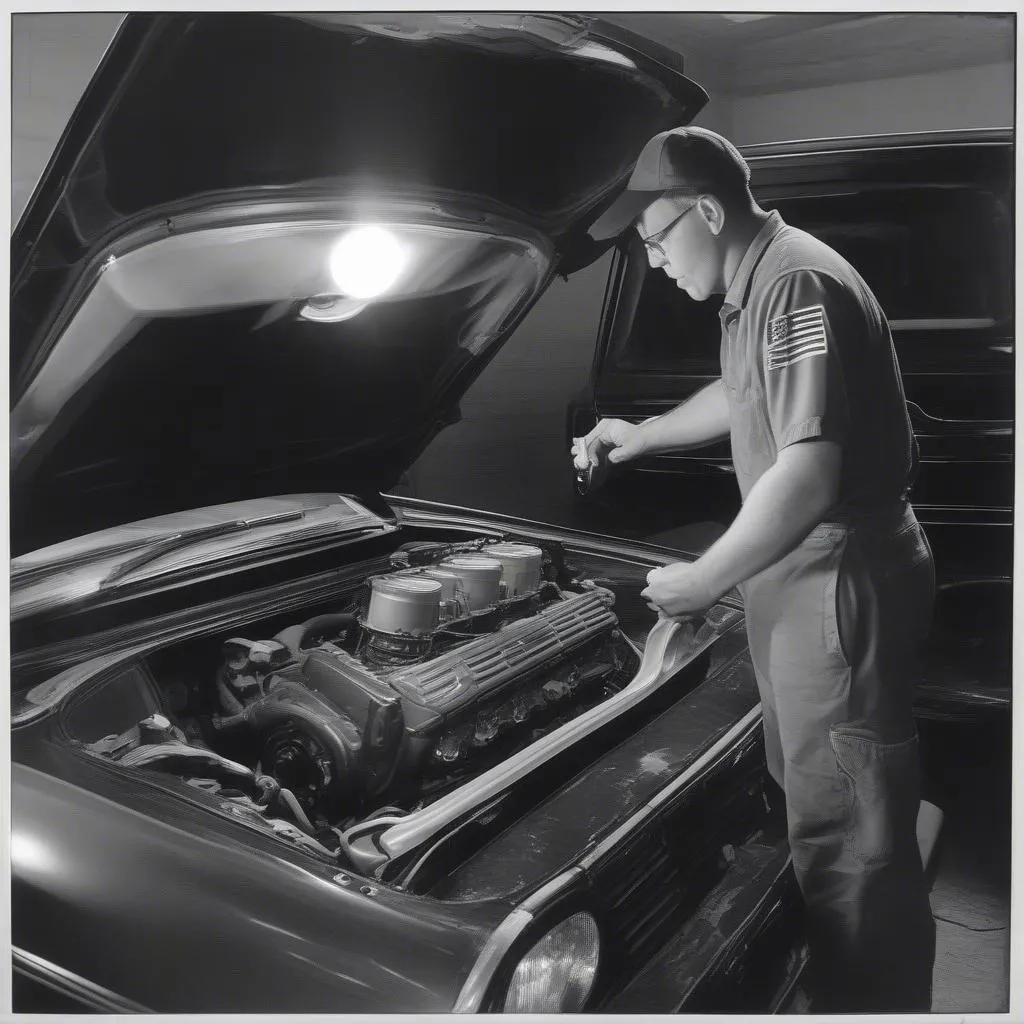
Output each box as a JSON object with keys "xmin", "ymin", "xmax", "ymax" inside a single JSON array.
[{"xmin": 766, "ymin": 305, "xmax": 828, "ymax": 371}]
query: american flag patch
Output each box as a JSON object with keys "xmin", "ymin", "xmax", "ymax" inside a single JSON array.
[{"xmin": 766, "ymin": 305, "xmax": 828, "ymax": 371}]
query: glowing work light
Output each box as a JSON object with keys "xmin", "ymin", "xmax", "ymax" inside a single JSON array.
[{"xmin": 329, "ymin": 226, "xmax": 407, "ymax": 299}]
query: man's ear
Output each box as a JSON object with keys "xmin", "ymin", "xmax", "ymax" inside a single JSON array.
[{"xmin": 697, "ymin": 195, "xmax": 726, "ymax": 236}]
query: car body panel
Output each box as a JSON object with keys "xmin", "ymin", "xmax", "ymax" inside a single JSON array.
[
  {"xmin": 11, "ymin": 494, "xmax": 804, "ymax": 1013},
  {"xmin": 13, "ymin": 946, "xmax": 151, "ymax": 1013},
  {"xmin": 11, "ymin": 12, "xmax": 707, "ymax": 554},
  {"xmin": 12, "ymin": 757, "xmax": 500, "ymax": 1012}
]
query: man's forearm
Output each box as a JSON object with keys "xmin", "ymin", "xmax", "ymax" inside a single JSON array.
[
  {"xmin": 639, "ymin": 379, "xmax": 730, "ymax": 455},
  {"xmin": 695, "ymin": 441, "xmax": 841, "ymax": 596}
]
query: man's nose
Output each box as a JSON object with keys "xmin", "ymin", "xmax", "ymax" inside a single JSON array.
[{"xmin": 647, "ymin": 247, "xmax": 666, "ymax": 269}]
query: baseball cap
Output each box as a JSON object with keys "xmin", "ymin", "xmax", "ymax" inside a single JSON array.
[{"xmin": 588, "ymin": 125, "xmax": 751, "ymax": 241}]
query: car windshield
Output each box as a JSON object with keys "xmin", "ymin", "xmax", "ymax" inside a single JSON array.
[{"xmin": 10, "ymin": 494, "xmax": 392, "ymax": 621}]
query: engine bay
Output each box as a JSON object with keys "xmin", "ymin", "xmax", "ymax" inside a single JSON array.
[{"xmin": 75, "ymin": 535, "xmax": 643, "ymax": 863}]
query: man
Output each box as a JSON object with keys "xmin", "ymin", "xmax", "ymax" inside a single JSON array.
[{"xmin": 576, "ymin": 126, "xmax": 936, "ymax": 1012}]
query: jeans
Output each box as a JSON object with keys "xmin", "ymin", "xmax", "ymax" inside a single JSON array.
[{"xmin": 741, "ymin": 504, "xmax": 936, "ymax": 1011}]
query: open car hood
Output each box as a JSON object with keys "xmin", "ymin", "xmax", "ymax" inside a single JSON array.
[{"xmin": 11, "ymin": 12, "xmax": 706, "ymax": 554}]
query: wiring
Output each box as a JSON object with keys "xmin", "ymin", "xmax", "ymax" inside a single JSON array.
[{"xmin": 932, "ymin": 912, "xmax": 1007, "ymax": 933}]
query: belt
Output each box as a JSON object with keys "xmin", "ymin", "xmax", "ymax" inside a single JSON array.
[{"xmin": 814, "ymin": 501, "xmax": 913, "ymax": 536}]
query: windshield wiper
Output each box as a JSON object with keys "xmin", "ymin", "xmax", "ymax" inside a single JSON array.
[
  {"xmin": 98, "ymin": 509, "xmax": 306, "ymax": 589},
  {"xmin": 12, "ymin": 538, "xmax": 160, "ymax": 587}
]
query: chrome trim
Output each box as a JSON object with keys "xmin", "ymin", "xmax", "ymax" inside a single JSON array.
[
  {"xmin": 770, "ymin": 943, "xmax": 812, "ymax": 1014},
  {"xmin": 741, "ymin": 126, "xmax": 1011, "ymax": 160},
  {"xmin": 452, "ymin": 909, "xmax": 534, "ymax": 1013},
  {"xmin": 453, "ymin": 868, "xmax": 584, "ymax": 1013},
  {"xmin": 747, "ymin": 140, "xmax": 1009, "ymax": 163},
  {"xmin": 890, "ymin": 317, "xmax": 998, "ymax": 331},
  {"xmin": 13, "ymin": 946, "xmax": 148, "ymax": 1013},
  {"xmin": 646, "ymin": 703, "xmax": 762, "ymax": 811}
]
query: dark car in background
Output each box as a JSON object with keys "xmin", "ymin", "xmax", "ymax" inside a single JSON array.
[
  {"xmin": 570, "ymin": 129, "xmax": 1013, "ymax": 721},
  {"xmin": 12, "ymin": 13, "xmax": 810, "ymax": 1014}
]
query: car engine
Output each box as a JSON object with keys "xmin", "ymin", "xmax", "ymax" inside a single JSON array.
[{"xmin": 84, "ymin": 537, "xmax": 641, "ymax": 849}]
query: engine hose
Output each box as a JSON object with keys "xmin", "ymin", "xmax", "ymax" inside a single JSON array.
[
  {"xmin": 253, "ymin": 774, "xmax": 279, "ymax": 805},
  {"xmin": 216, "ymin": 672, "xmax": 246, "ymax": 716},
  {"xmin": 274, "ymin": 613, "xmax": 358, "ymax": 656},
  {"xmin": 211, "ymin": 711, "xmax": 249, "ymax": 731},
  {"xmin": 367, "ymin": 805, "xmax": 409, "ymax": 819},
  {"xmin": 277, "ymin": 786, "xmax": 317, "ymax": 835}
]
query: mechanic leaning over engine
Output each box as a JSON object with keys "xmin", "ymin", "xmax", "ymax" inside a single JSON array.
[{"xmin": 578, "ymin": 126, "xmax": 935, "ymax": 1013}]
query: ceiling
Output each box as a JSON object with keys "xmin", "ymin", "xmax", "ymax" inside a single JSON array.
[{"xmin": 602, "ymin": 12, "xmax": 1014, "ymax": 95}]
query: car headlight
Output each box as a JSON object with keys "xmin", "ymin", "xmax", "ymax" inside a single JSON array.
[{"xmin": 502, "ymin": 911, "xmax": 600, "ymax": 1012}]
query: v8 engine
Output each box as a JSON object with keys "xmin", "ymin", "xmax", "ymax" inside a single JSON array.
[{"xmin": 196, "ymin": 539, "xmax": 639, "ymax": 829}]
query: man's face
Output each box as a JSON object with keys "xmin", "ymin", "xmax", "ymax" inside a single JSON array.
[{"xmin": 637, "ymin": 195, "xmax": 721, "ymax": 302}]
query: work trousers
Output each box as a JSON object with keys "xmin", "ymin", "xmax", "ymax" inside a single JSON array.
[{"xmin": 741, "ymin": 503, "xmax": 936, "ymax": 1012}]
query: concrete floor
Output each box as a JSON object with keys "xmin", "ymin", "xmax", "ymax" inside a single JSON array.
[{"xmin": 920, "ymin": 715, "xmax": 1011, "ymax": 1013}]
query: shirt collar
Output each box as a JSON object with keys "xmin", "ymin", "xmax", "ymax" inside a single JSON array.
[{"xmin": 721, "ymin": 210, "xmax": 785, "ymax": 316}]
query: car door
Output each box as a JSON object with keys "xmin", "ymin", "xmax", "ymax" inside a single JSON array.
[
  {"xmin": 579, "ymin": 133, "xmax": 1013, "ymax": 573},
  {"xmin": 754, "ymin": 141, "xmax": 1014, "ymax": 558}
]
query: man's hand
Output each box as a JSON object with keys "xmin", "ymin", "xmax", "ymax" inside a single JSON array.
[
  {"xmin": 571, "ymin": 418, "xmax": 648, "ymax": 471},
  {"xmin": 641, "ymin": 561, "xmax": 722, "ymax": 619},
  {"xmin": 570, "ymin": 383, "xmax": 730, "ymax": 474}
]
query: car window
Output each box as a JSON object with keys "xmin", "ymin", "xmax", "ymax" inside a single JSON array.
[
  {"xmin": 609, "ymin": 182, "xmax": 1011, "ymax": 375},
  {"xmin": 765, "ymin": 187, "xmax": 1011, "ymax": 326}
]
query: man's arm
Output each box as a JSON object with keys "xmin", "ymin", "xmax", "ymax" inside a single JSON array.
[
  {"xmin": 642, "ymin": 440, "xmax": 841, "ymax": 617},
  {"xmin": 638, "ymin": 379, "xmax": 731, "ymax": 456},
  {"xmin": 574, "ymin": 379, "xmax": 730, "ymax": 469}
]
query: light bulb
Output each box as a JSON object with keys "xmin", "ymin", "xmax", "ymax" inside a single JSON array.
[{"xmin": 329, "ymin": 226, "xmax": 406, "ymax": 299}]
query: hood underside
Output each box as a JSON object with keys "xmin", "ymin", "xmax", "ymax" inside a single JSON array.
[{"xmin": 11, "ymin": 12, "xmax": 705, "ymax": 553}]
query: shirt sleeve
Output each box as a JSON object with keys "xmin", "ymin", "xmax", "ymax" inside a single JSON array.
[{"xmin": 760, "ymin": 269, "xmax": 851, "ymax": 450}]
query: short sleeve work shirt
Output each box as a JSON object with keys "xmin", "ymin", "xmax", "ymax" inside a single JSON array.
[{"xmin": 718, "ymin": 211, "xmax": 917, "ymax": 513}]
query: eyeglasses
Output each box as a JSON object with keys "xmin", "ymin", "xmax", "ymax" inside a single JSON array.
[{"xmin": 638, "ymin": 201, "xmax": 700, "ymax": 257}]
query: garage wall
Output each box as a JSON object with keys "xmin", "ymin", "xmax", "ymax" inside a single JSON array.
[
  {"xmin": 729, "ymin": 62, "xmax": 1015, "ymax": 145},
  {"xmin": 680, "ymin": 52, "xmax": 734, "ymax": 138},
  {"xmin": 11, "ymin": 13, "xmax": 123, "ymax": 224}
]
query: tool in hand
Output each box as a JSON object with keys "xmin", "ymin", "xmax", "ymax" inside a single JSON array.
[{"xmin": 572, "ymin": 436, "xmax": 611, "ymax": 496}]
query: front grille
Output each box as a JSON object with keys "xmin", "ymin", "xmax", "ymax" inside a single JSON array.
[
  {"xmin": 601, "ymin": 825, "xmax": 686, "ymax": 964},
  {"xmin": 592, "ymin": 754, "xmax": 767, "ymax": 990}
]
